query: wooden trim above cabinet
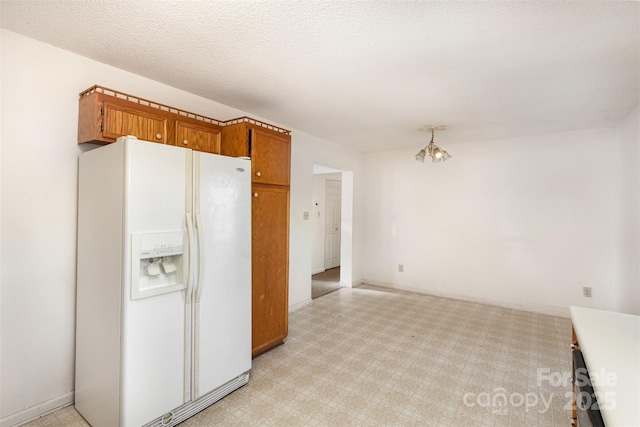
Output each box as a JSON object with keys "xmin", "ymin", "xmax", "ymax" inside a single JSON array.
[
  {"xmin": 79, "ymin": 85, "xmax": 225, "ymax": 127},
  {"xmin": 224, "ymin": 116, "xmax": 290, "ymax": 135}
]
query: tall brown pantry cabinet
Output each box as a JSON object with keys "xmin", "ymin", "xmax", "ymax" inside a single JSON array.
[{"xmin": 222, "ymin": 119, "xmax": 291, "ymax": 357}]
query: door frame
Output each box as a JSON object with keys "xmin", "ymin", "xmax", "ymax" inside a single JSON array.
[{"xmin": 311, "ymin": 165, "xmax": 354, "ymax": 287}]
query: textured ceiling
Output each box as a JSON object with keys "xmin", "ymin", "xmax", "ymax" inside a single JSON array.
[{"xmin": 1, "ymin": 0, "xmax": 638, "ymax": 152}]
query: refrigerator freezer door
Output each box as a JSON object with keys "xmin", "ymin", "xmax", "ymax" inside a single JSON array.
[
  {"xmin": 121, "ymin": 139, "xmax": 192, "ymax": 426},
  {"xmin": 192, "ymin": 152, "xmax": 252, "ymax": 398}
]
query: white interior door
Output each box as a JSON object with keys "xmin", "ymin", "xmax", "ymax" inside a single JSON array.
[{"xmin": 324, "ymin": 180, "xmax": 341, "ymax": 269}]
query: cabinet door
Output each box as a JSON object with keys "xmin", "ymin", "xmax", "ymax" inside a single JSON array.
[
  {"xmin": 251, "ymin": 185, "xmax": 289, "ymax": 356},
  {"xmin": 175, "ymin": 121, "xmax": 221, "ymax": 154},
  {"xmin": 102, "ymin": 102, "xmax": 167, "ymax": 143},
  {"xmin": 251, "ymin": 129, "xmax": 291, "ymax": 186}
]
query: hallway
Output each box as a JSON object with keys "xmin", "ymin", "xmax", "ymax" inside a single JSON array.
[{"xmin": 311, "ymin": 267, "xmax": 341, "ymax": 299}]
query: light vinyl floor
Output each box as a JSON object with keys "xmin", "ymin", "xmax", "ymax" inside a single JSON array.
[
  {"xmin": 312, "ymin": 267, "xmax": 341, "ymax": 299},
  {"xmin": 26, "ymin": 285, "xmax": 571, "ymax": 426}
]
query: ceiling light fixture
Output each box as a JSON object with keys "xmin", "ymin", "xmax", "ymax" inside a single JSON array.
[{"xmin": 415, "ymin": 127, "xmax": 452, "ymax": 163}]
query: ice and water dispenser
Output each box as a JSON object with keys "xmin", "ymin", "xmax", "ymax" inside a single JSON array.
[{"xmin": 131, "ymin": 231, "xmax": 187, "ymax": 300}]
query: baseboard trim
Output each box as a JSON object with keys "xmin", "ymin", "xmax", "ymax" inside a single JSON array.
[
  {"xmin": 311, "ymin": 268, "xmax": 326, "ymax": 275},
  {"xmin": 289, "ymin": 298, "xmax": 313, "ymax": 313},
  {"xmin": 361, "ymin": 279, "xmax": 570, "ymax": 318},
  {"xmin": 1, "ymin": 391, "xmax": 74, "ymax": 427}
]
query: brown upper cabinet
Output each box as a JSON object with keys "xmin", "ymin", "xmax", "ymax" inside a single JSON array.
[
  {"xmin": 101, "ymin": 101, "xmax": 168, "ymax": 144},
  {"xmin": 221, "ymin": 121, "xmax": 291, "ymax": 186},
  {"xmin": 175, "ymin": 120, "xmax": 221, "ymax": 153},
  {"xmin": 78, "ymin": 86, "xmax": 222, "ymax": 154}
]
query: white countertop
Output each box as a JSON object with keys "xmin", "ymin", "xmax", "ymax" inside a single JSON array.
[{"xmin": 570, "ymin": 306, "xmax": 640, "ymax": 427}]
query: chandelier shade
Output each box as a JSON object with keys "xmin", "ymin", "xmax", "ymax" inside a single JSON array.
[{"xmin": 415, "ymin": 127, "xmax": 451, "ymax": 163}]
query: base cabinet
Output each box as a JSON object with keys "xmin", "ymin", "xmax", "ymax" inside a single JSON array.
[{"xmin": 251, "ymin": 185, "xmax": 290, "ymax": 356}]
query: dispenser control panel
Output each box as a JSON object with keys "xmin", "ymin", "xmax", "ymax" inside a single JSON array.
[{"xmin": 139, "ymin": 232, "xmax": 183, "ymax": 259}]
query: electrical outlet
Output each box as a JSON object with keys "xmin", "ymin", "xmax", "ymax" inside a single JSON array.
[
  {"xmin": 398, "ymin": 264, "xmax": 404, "ymax": 272},
  {"xmin": 583, "ymin": 287, "xmax": 592, "ymax": 298}
]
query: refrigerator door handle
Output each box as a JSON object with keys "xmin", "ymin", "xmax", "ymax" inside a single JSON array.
[
  {"xmin": 185, "ymin": 213, "xmax": 194, "ymax": 302},
  {"xmin": 195, "ymin": 212, "xmax": 205, "ymax": 303}
]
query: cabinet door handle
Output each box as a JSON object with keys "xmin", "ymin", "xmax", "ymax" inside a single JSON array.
[
  {"xmin": 156, "ymin": 133, "xmax": 162, "ymax": 140},
  {"xmin": 183, "ymin": 139, "xmax": 189, "ymax": 145},
  {"xmin": 256, "ymin": 171, "xmax": 262, "ymax": 177},
  {"xmin": 253, "ymin": 192, "xmax": 259, "ymax": 198}
]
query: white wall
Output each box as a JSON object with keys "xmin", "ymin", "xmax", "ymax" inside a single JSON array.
[
  {"xmin": 0, "ymin": 30, "xmax": 363, "ymax": 425},
  {"xmin": 0, "ymin": 31, "xmax": 4, "ymax": 427},
  {"xmin": 288, "ymin": 138, "xmax": 363, "ymax": 310},
  {"xmin": 362, "ymin": 128, "xmax": 627, "ymax": 317},
  {"xmin": 311, "ymin": 172, "xmax": 342, "ymax": 274},
  {"xmin": 614, "ymin": 104, "xmax": 640, "ymax": 315}
]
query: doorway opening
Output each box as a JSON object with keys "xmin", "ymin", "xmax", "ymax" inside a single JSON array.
[
  {"xmin": 311, "ymin": 164, "xmax": 352, "ymax": 299},
  {"xmin": 311, "ymin": 267, "xmax": 341, "ymax": 299}
]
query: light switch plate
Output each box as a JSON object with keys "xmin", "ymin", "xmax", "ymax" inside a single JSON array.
[{"xmin": 303, "ymin": 211, "xmax": 309, "ymax": 220}]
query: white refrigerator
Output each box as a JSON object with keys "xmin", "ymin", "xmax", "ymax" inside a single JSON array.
[{"xmin": 75, "ymin": 136, "xmax": 251, "ymax": 427}]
